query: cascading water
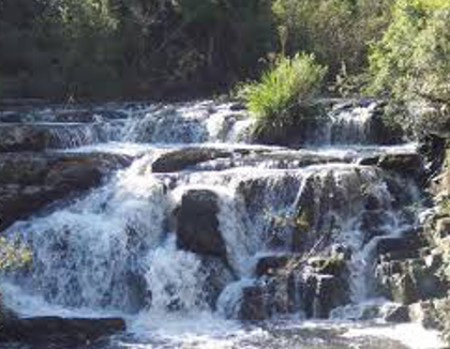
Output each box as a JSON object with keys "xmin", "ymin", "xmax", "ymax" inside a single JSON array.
[{"xmin": 0, "ymin": 100, "xmax": 442, "ymax": 349}]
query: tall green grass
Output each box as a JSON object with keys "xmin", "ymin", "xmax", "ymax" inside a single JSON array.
[{"xmin": 238, "ymin": 53, "xmax": 327, "ymax": 140}]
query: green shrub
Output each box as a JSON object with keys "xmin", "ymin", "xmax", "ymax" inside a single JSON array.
[
  {"xmin": 238, "ymin": 53, "xmax": 327, "ymax": 141},
  {"xmin": 271, "ymin": 0, "xmax": 393, "ymax": 80},
  {"xmin": 367, "ymin": 0, "xmax": 450, "ymax": 106}
]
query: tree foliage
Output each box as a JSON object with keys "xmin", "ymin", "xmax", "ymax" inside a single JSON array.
[
  {"xmin": 0, "ymin": 0, "xmax": 273, "ymax": 100},
  {"xmin": 0, "ymin": 0, "xmax": 448, "ymax": 108},
  {"xmin": 271, "ymin": 0, "xmax": 393, "ymax": 78},
  {"xmin": 367, "ymin": 0, "xmax": 450, "ymax": 107}
]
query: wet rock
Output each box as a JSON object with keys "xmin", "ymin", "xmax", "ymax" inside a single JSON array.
[
  {"xmin": 300, "ymin": 274, "xmax": 350, "ymax": 319},
  {"xmin": 0, "ymin": 317, "xmax": 126, "ymax": 345},
  {"xmin": 126, "ymin": 271, "xmax": 151, "ymax": 313},
  {"xmin": 377, "ymin": 153, "xmax": 423, "ymax": 177},
  {"xmin": 0, "ymin": 125, "xmax": 48, "ymax": 152},
  {"xmin": 364, "ymin": 194, "xmax": 382, "ymax": 211},
  {"xmin": 230, "ymin": 102, "xmax": 246, "ymax": 111},
  {"xmin": 384, "ymin": 305, "xmax": 411, "ymax": 323},
  {"xmin": 152, "ymin": 147, "xmax": 232, "ymax": 172},
  {"xmin": 0, "ymin": 112, "xmax": 24, "ymax": 123},
  {"xmin": 376, "ymin": 258, "xmax": 447, "ymax": 305},
  {"xmin": 0, "ymin": 123, "xmax": 104, "ymax": 152},
  {"xmin": 255, "ymin": 255, "xmax": 291, "ymax": 277},
  {"xmin": 359, "ymin": 210, "xmax": 392, "ymax": 244},
  {"xmin": 54, "ymin": 110, "xmax": 95, "ymax": 123},
  {"xmin": 376, "ymin": 234, "xmax": 423, "ymax": 261},
  {"xmin": 358, "ymin": 156, "xmax": 380, "ymax": 166},
  {"xmin": 0, "ymin": 153, "xmax": 131, "ymax": 230},
  {"xmin": 367, "ymin": 112, "xmax": 404, "ymax": 145},
  {"xmin": 239, "ymin": 285, "xmax": 271, "ymax": 321},
  {"xmin": 419, "ymin": 133, "xmax": 446, "ymax": 178},
  {"xmin": 176, "ymin": 189, "xmax": 227, "ymax": 259},
  {"xmin": 200, "ymin": 257, "xmax": 236, "ymax": 310}
]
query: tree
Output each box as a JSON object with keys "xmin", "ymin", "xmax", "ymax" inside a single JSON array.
[{"xmin": 368, "ymin": 0, "xmax": 450, "ymax": 106}]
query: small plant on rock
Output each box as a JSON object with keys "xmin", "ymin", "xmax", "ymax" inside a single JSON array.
[{"xmin": 237, "ymin": 53, "xmax": 327, "ymax": 143}]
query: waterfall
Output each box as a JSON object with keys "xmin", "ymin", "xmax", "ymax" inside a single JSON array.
[{"xmin": 0, "ymin": 99, "xmax": 432, "ymax": 348}]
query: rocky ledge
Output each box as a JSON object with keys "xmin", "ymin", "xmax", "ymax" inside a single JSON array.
[
  {"xmin": 0, "ymin": 152, "xmax": 132, "ymax": 230},
  {"xmin": 0, "ymin": 316, "xmax": 126, "ymax": 347}
]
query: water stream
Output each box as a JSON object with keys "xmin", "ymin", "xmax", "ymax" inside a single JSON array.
[{"xmin": 0, "ymin": 100, "xmax": 443, "ymax": 348}]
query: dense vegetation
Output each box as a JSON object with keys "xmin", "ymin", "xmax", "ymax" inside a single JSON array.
[
  {"xmin": 0, "ymin": 0, "xmax": 273, "ymax": 100},
  {"xmin": 0, "ymin": 0, "xmax": 449, "ymax": 123}
]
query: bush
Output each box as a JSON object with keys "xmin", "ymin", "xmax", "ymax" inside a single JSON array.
[
  {"xmin": 271, "ymin": 0, "xmax": 393, "ymax": 80},
  {"xmin": 238, "ymin": 53, "xmax": 327, "ymax": 142},
  {"xmin": 367, "ymin": 0, "xmax": 450, "ymax": 106}
]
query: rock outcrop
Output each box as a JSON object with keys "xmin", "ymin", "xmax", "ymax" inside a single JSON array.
[
  {"xmin": 175, "ymin": 189, "xmax": 227, "ymax": 259},
  {"xmin": 0, "ymin": 316, "xmax": 126, "ymax": 346},
  {"xmin": 0, "ymin": 152, "xmax": 131, "ymax": 230},
  {"xmin": 152, "ymin": 147, "xmax": 233, "ymax": 173}
]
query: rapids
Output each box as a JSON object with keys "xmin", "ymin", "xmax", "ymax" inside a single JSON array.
[{"xmin": 0, "ymin": 100, "xmax": 444, "ymax": 348}]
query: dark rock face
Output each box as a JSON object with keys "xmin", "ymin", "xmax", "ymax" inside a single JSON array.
[
  {"xmin": 54, "ymin": 110, "xmax": 96, "ymax": 123},
  {"xmin": 0, "ymin": 125, "xmax": 48, "ymax": 152},
  {"xmin": 300, "ymin": 273, "xmax": 349, "ymax": 319},
  {"xmin": 126, "ymin": 271, "xmax": 152, "ymax": 313},
  {"xmin": 366, "ymin": 111, "xmax": 404, "ymax": 145},
  {"xmin": 0, "ymin": 153, "xmax": 131, "ymax": 230},
  {"xmin": 0, "ymin": 123, "xmax": 105, "ymax": 152},
  {"xmin": 200, "ymin": 257, "xmax": 236, "ymax": 310},
  {"xmin": 384, "ymin": 305, "xmax": 411, "ymax": 323},
  {"xmin": 243, "ymin": 253, "xmax": 350, "ymax": 320},
  {"xmin": 255, "ymin": 255, "xmax": 291, "ymax": 277},
  {"xmin": 377, "ymin": 153, "xmax": 423, "ymax": 178},
  {"xmin": 152, "ymin": 147, "xmax": 232, "ymax": 173},
  {"xmin": 176, "ymin": 189, "xmax": 227, "ymax": 259},
  {"xmin": 0, "ymin": 317, "xmax": 126, "ymax": 346},
  {"xmin": 376, "ymin": 234, "xmax": 423, "ymax": 261},
  {"xmin": 376, "ymin": 258, "xmax": 447, "ymax": 305},
  {"xmin": 238, "ymin": 285, "xmax": 271, "ymax": 321}
]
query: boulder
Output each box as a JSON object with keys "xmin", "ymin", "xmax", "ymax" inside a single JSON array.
[
  {"xmin": 152, "ymin": 147, "xmax": 232, "ymax": 173},
  {"xmin": 176, "ymin": 189, "xmax": 227, "ymax": 259},
  {"xmin": 0, "ymin": 317, "xmax": 125, "ymax": 345},
  {"xmin": 384, "ymin": 305, "xmax": 411, "ymax": 323},
  {"xmin": 0, "ymin": 152, "xmax": 132, "ymax": 230},
  {"xmin": 376, "ymin": 258, "xmax": 447, "ymax": 304},
  {"xmin": 238, "ymin": 285, "xmax": 271, "ymax": 321},
  {"xmin": 377, "ymin": 153, "xmax": 423, "ymax": 177}
]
